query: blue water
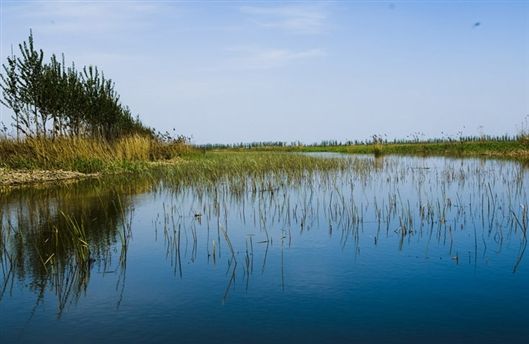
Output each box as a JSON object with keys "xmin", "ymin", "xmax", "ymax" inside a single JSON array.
[{"xmin": 1, "ymin": 156, "xmax": 528, "ymax": 343}]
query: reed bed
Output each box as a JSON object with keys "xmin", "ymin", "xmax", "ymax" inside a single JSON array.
[
  {"xmin": 153, "ymin": 151, "xmax": 363, "ymax": 185},
  {"xmin": 0, "ymin": 135, "xmax": 189, "ymax": 173}
]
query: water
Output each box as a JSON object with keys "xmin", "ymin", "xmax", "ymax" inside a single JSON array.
[{"xmin": 1, "ymin": 155, "xmax": 528, "ymax": 343}]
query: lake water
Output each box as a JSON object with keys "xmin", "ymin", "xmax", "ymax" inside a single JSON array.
[{"xmin": 1, "ymin": 155, "xmax": 528, "ymax": 343}]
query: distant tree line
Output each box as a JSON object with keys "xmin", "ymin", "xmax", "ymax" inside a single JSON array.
[
  {"xmin": 196, "ymin": 135, "xmax": 519, "ymax": 150},
  {"xmin": 1, "ymin": 31, "xmax": 152, "ymax": 140}
]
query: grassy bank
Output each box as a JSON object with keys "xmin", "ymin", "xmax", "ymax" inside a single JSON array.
[{"xmin": 0, "ymin": 135, "xmax": 191, "ymax": 174}]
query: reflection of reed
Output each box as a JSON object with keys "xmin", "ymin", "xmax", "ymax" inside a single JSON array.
[
  {"xmin": 512, "ymin": 204, "xmax": 528, "ymax": 273},
  {"xmin": 0, "ymin": 178, "xmax": 144, "ymax": 316},
  {"xmin": 156, "ymin": 155, "xmax": 529, "ymax": 301}
]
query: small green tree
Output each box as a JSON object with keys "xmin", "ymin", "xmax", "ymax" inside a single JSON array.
[
  {"xmin": 16, "ymin": 29, "xmax": 45, "ymax": 137},
  {"xmin": 1, "ymin": 30, "xmax": 152, "ymax": 140}
]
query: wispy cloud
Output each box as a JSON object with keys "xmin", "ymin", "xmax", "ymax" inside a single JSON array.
[
  {"xmin": 6, "ymin": 1, "xmax": 163, "ymax": 35},
  {"xmin": 240, "ymin": 5, "xmax": 328, "ymax": 34},
  {"xmin": 226, "ymin": 46, "xmax": 326, "ymax": 70}
]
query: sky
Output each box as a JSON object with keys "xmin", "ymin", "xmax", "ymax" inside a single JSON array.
[{"xmin": 1, "ymin": 0, "xmax": 528, "ymax": 144}]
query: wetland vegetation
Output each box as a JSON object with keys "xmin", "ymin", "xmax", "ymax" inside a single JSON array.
[{"xmin": 201, "ymin": 133, "xmax": 529, "ymax": 161}]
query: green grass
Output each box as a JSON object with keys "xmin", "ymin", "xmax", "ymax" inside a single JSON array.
[{"xmin": 151, "ymin": 150, "xmax": 359, "ymax": 185}]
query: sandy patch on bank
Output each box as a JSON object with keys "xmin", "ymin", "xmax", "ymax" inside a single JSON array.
[{"xmin": 0, "ymin": 168, "xmax": 99, "ymax": 186}]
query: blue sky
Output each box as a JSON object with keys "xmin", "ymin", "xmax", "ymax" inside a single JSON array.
[{"xmin": 1, "ymin": 0, "xmax": 528, "ymax": 144}]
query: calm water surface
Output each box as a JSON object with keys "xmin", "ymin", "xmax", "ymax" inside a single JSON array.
[{"xmin": 1, "ymin": 155, "xmax": 528, "ymax": 343}]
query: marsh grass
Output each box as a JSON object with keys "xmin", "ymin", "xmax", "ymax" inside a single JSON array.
[
  {"xmin": 154, "ymin": 151, "xmax": 360, "ymax": 186},
  {"xmin": 0, "ymin": 135, "xmax": 190, "ymax": 173}
]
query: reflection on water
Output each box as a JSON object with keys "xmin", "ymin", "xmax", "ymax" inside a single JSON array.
[
  {"xmin": 1, "ymin": 156, "xmax": 528, "ymax": 343},
  {"xmin": 0, "ymin": 179, "xmax": 154, "ymax": 316}
]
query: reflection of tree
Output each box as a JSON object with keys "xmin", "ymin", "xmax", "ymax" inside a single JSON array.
[{"xmin": 0, "ymin": 177, "xmax": 149, "ymax": 317}]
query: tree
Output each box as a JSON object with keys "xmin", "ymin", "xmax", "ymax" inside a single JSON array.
[
  {"xmin": 1, "ymin": 30, "xmax": 152, "ymax": 140},
  {"xmin": 0, "ymin": 47, "xmax": 23, "ymax": 138}
]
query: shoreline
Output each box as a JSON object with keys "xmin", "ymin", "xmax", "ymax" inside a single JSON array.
[
  {"xmin": 0, "ymin": 168, "xmax": 100, "ymax": 187},
  {"xmin": 219, "ymin": 140, "xmax": 529, "ymax": 161},
  {"xmin": 0, "ymin": 158, "xmax": 185, "ymax": 188},
  {"xmin": 1, "ymin": 143, "xmax": 528, "ymax": 188}
]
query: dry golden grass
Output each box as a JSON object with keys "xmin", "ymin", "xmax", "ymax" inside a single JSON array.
[
  {"xmin": 115, "ymin": 135, "xmax": 151, "ymax": 161},
  {"xmin": 0, "ymin": 135, "xmax": 191, "ymax": 173}
]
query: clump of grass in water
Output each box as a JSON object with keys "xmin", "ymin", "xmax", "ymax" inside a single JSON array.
[
  {"xmin": 34, "ymin": 211, "xmax": 91, "ymax": 275},
  {"xmin": 154, "ymin": 151, "xmax": 362, "ymax": 188},
  {"xmin": 372, "ymin": 135, "xmax": 384, "ymax": 157}
]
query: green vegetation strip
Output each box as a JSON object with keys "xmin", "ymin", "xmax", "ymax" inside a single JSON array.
[{"xmin": 224, "ymin": 140, "xmax": 529, "ymax": 161}]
